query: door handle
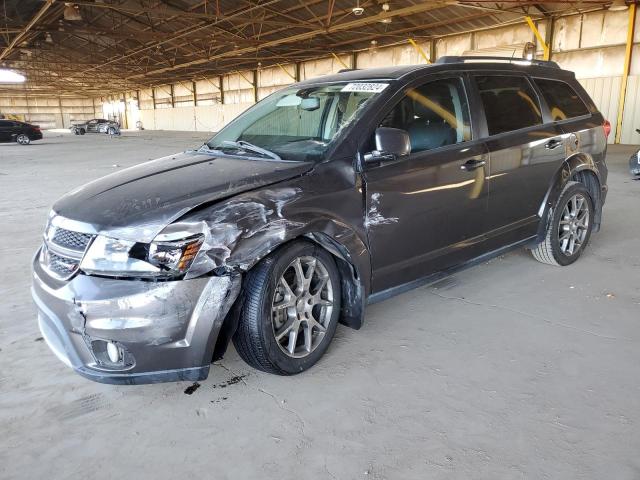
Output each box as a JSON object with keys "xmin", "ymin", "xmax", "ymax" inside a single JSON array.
[
  {"xmin": 545, "ymin": 139, "xmax": 562, "ymax": 149},
  {"xmin": 460, "ymin": 159, "xmax": 486, "ymax": 171}
]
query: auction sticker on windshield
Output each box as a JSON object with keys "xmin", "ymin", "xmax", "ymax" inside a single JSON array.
[{"xmin": 341, "ymin": 83, "xmax": 389, "ymax": 93}]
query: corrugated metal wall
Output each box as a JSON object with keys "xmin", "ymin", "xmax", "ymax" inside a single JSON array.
[
  {"xmin": 578, "ymin": 77, "xmax": 623, "ymax": 143},
  {"xmin": 0, "ymin": 96, "xmax": 95, "ymax": 129},
  {"xmin": 620, "ymin": 75, "xmax": 640, "ymax": 144}
]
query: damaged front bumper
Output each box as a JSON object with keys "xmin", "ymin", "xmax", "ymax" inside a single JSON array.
[{"xmin": 31, "ymin": 251, "xmax": 241, "ymax": 385}]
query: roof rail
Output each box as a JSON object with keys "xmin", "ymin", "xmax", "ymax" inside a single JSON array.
[
  {"xmin": 338, "ymin": 68, "xmax": 360, "ymax": 73},
  {"xmin": 435, "ymin": 56, "xmax": 560, "ymax": 69}
]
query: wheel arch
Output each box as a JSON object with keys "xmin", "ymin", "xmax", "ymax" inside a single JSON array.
[
  {"xmin": 534, "ymin": 153, "xmax": 603, "ymax": 244},
  {"xmin": 211, "ymin": 229, "xmax": 368, "ymax": 362}
]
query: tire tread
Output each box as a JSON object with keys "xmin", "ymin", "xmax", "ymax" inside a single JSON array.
[{"xmin": 232, "ymin": 255, "xmax": 284, "ymax": 374}]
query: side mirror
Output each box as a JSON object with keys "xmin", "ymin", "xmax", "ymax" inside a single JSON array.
[{"xmin": 364, "ymin": 127, "xmax": 411, "ymax": 163}]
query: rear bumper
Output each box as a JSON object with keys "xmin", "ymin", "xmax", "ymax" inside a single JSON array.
[
  {"xmin": 31, "ymin": 252, "xmax": 241, "ymax": 384},
  {"xmin": 30, "ymin": 131, "xmax": 43, "ymax": 141}
]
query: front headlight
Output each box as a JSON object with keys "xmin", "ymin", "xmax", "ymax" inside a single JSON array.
[{"xmin": 80, "ymin": 234, "xmax": 204, "ymax": 278}]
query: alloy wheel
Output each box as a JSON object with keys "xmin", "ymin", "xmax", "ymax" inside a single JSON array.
[
  {"xmin": 271, "ymin": 256, "xmax": 334, "ymax": 358},
  {"xmin": 558, "ymin": 193, "xmax": 589, "ymax": 256},
  {"xmin": 17, "ymin": 134, "xmax": 29, "ymax": 145}
]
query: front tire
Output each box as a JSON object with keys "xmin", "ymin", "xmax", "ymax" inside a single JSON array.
[
  {"xmin": 531, "ymin": 181, "xmax": 594, "ymax": 266},
  {"xmin": 79, "ymin": 128, "xmax": 86, "ymax": 135},
  {"xmin": 16, "ymin": 134, "xmax": 30, "ymax": 145},
  {"xmin": 233, "ymin": 241, "xmax": 341, "ymax": 375}
]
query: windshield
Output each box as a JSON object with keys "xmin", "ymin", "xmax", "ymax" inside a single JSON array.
[{"xmin": 205, "ymin": 82, "xmax": 388, "ymax": 162}]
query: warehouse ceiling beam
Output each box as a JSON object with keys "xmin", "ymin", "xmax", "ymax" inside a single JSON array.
[
  {"xmin": 0, "ymin": 0, "xmax": 56, "ymax": 61},
  {"xmin": 128, "ymin": 1, "xmax": 457, "ymax": 79}
]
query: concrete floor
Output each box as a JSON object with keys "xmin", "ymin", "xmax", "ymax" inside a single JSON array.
[{"xmin": 1, "ymin": 130, "xmax": 639, "ymax": 479}]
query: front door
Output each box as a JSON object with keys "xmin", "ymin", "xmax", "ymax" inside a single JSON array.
[{"xmin": 363, "ymin": 75, "xmax": 491, "ymax": 293}]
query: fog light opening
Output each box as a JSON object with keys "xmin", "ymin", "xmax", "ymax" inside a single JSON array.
[{"xmin": 106, "ymin": 341, "xmax": 121, "ymax": 363}]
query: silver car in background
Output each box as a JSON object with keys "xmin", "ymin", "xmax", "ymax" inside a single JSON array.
[{"xmin": 70, "ymin": 118, "xmax": 120, "ymax": 135}]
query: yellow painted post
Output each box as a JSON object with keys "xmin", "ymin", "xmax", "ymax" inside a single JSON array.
[
  {"xmin": 331, "ymin": 52, "xmax": 350, "ymax": 70},
  {"xmin": 615, "ymin": 2, "xmax": 637, "ymax": 144},
  {"xmin": 525, "ymin": 16, "xmax": 550, "ymax": 60},
  {"xmin": 408, "ymin": 38, "xmax": 430, "ymax": 63}
]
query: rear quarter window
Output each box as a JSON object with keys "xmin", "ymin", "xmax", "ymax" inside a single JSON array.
[
  {"xmin": 475, "ymin": 75, "xmax": 543, "ymax": 136},
  {"xmin": 533, "ymin": 78, "xmax": 590, "ymax": 121}
]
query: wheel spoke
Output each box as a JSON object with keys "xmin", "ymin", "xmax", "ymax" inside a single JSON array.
[
  {"xmin": 303, "ymin": 258, "xmax": 316, "ymax": 291},
  {"xmin": 279, "ymin": 276, "xmax": 295, "ymax": 298},
  {"xmin": 303, "ymin": 322, "xmax": 313, "ymax": 352},
  {"xmin": 287, "ymin": 327, "xmax": 299, "ymax": 354},
  {"xmin": 311, "ymin": 275, "xmax": 328, "ymax": 295},
  {"xmin": 275, "ymin": 318, "xmax": 297, "ymax": 341},
  {"xmin": 292, "ymin": 258, "xmax": 305, "ymax": 295},
  {"xmin": 313, "ymin": 315, "xmax": 327, "ymax": 332},
  {"xmin": 272, "ymin": 299, "xmax": 294, "ymax": 312}
]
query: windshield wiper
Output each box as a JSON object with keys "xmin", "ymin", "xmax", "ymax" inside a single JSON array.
[{"xmin": 216, "ymin": 140, "xmax": 282, "ymax": 161}]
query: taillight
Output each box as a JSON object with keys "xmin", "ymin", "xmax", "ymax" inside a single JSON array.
[{"xmin": 603, "ymin": 119, "xmax": 611, "ymax": 138}]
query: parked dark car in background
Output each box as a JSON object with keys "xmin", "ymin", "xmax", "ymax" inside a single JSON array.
[
  {"xmin": 0, "ymin": 120, "xmax": 42, "ymax": 145},
  {"xmin": 70, "ymin": 118, "xmax": 120, "ymax": 135},
  {"xmin": 32, "ymin": 57, "xmax": 609, "ymax": 384}
]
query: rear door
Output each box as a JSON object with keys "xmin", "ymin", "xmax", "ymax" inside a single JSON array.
[
  {"xmin": 471, "ymin": 73, "xmax": 566, "ymax": 243},
  {"xmin": 363, "ymin": 74, "xmax": 491, "ymax": 292},
  {"xmin": 11, "ymin": 122, "xmax": 24, "ymax": 139}
]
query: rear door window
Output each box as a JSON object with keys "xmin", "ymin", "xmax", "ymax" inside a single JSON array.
[
  {"xmin": 534, "ymin": 78, "xmax": 590, "ymax": 121},
  {"xmin": 475, "ymin": 75, "xmax": 543, "ymax": 136}
]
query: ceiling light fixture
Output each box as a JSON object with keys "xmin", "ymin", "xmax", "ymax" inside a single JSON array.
[
  {"xmin": 352, "ymin": 0, "xmax": 364, "ymax": 16},
  {"xmin": 63, "ymin": 3, "xmax": 82, "ymax": 21}
]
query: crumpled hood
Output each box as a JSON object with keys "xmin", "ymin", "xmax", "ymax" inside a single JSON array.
[{"xmin": 52, "ymin": 150, "xmax": 313, "ymax": 242}]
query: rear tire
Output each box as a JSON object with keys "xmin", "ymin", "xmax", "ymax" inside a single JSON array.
[
  {"xmin": 233, "ymin": 240, "xmax": 341, "ymax": 375},
  {"xmin": 531, "ymin": 181, "xmax": 594, "ymax": 266},
  {"xmin": 16, "ymin": 134, "xmax": 30, "ymax": 145},
  {"xmin": 107, "ymin": 127, "xmax": 116, "ymax": 135}
]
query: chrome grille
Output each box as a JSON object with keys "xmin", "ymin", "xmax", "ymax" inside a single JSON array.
[
  {"xmin": 41, "ymin": 224, "xmax": 95, "ymax": 280},
  {"xmin": 46, "ymin": 250, "xmax": 80, "ymax": 279},
  {"xmin": 51, "ymin": 228, "xmax": 93, "ymax": 251}
]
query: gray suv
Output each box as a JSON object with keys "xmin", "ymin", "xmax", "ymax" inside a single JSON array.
[{"xmin": 32, "ymin": 57, "xmax": 608, "ymax": 384}]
